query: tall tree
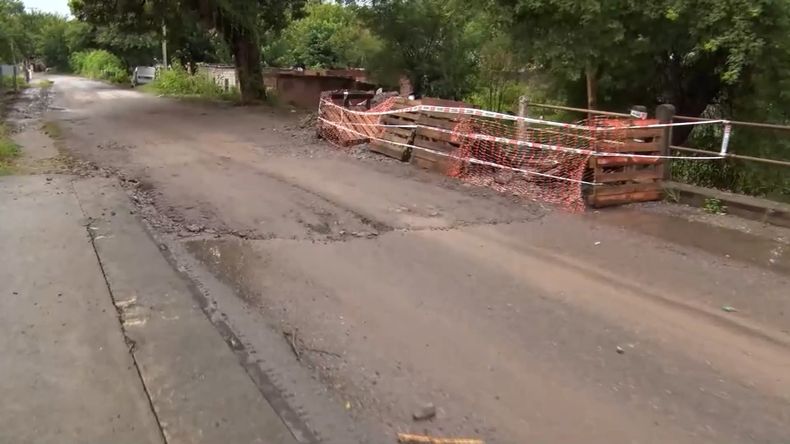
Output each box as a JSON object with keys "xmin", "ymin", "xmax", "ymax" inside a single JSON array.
[
  {"xmin": 0, "ymin": 0, "xmax": 29, "ymax": 64},
  {"xmin": 489, "ymin": 0, "xmax": 789, "ymax": 131},
  {"xmin": 363, "ymin": 0, "xmax": 485, "ymax": 99},
  {"xmin": 264, "ymin": 1, "xmax": 381, "ymax": 69},
  {"xmin": 70, "ymin": 0, "xmax": 305, "ymax": 102}
]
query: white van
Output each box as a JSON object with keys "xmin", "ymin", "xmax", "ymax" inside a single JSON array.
[{"xmin": 132, "ymin": 66, "xmax": 156, "ymax": 86}]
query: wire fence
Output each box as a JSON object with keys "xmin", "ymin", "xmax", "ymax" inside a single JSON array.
[
  {"xmin": 524, "ymin": 101, "xmax": 790, "ymax": 204},
  {"xmin": 318, "ymin": 97, "xmax": 726, "ymax": 210}
]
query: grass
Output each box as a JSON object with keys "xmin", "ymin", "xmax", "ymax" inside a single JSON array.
[
  {"xmin": 703, "ymin": 197, "xmax": 727, "ymax": 215},
  {"xmin": 37, "ymin": 79, "xmax": 54, "ymax": 89},
  {"xmin": 0, "ymin": 123, "xmax": 20, "ymax": 174},
  {"xmin": 0, "ymin": 75, "xmax": 29, "ymax": 91},
  {"xmin": 143, "ymin": 64, "xmax": 240, "ymax": 102}
]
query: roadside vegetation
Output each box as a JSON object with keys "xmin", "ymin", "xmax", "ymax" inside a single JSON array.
[
  {"xmin": 2, "ymin": 0, "xmax": 790, "ymax": 201},
  {"xmin": 142, "ymin": 63, "xmax": 238, "ymax": 101},
  {"xmin": 69, "ymin": 49, "xmax": 128, "ymax": 83},
  {"xmin": 0, "ymin": 123, "xmax": 20, "ymax": 174},
  {"xmin": 0, "ymin": 75, "xmax": 27, "ymax": 90}
]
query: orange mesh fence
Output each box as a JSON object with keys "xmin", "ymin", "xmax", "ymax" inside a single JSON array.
[
  {"xmin": 317, "ymin": 98, "xmax": 728, "ymax": 211},
  {"xmin": 318, "ymin": 97, "xmax": 399, "ymax": 146},
  {"xmin": 444, "ymin": 115, "xmax": 627, "ymax": 212}
]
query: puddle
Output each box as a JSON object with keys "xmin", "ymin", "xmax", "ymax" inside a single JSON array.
[
  {"xmin": 4, "ymin": 85, "xmax": 51, "ymax": 132},
  {"xmin": 185, "ymin": 238, "xmax": 264, "ymax": 302},
  {"xmin": 592, "ymin": 208, "xmax": 790, "ymax": 275}
]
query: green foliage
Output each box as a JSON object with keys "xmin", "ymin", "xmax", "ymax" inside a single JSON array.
[
  {"xmin": 0, "ymin": 74, "xmax": 26, "ymax": 89},
  {"xmin": 364, "ymin": 0, "xmax": 484, "ymax": 99},
  {"xmin": 265, "ymin": 2, "xmax": 382, "ymax": 69},
  {"xmin": 0, "ymin": 0, "xmax": 27, "ymax": 63},
  {"xmin": 92, "ymin": 23, "xmax": 158, "ymax": 68},
  {"xmin": 464, "ymin": 33, "xmax": 525, "ymax": 112},
  {"xmin": 703, "ymin": 198, "xmax": 727, "ymax": 215},
  {"xmin": 145, "ymin": 63, "xmax": 238, "ymax": 100},
  {"xmin": 70, "ymin": 49, "xmax": 128, "ymax": 83},
  {"xmin": 29, "ymin": 13, "xmax": 72, "ymax": 71},
  {"xmin": 70, "ymin": 0, "xmax": 307, "ymax": 102},
  {"xmin": 489, "ymin": 0, "xmax": 789, "ymax": 115},
  {"xmin": 0, "ymin": 123, "xmax": 20, "ymax": 174}
]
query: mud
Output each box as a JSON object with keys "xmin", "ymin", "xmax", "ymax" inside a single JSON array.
[
  {"xmin": 46, "ymin": 74, "xmax": 790, "ymax": 444},
  {"xmin": 592, "ymin": 206, "xmax": 790, "ymax": 274}
]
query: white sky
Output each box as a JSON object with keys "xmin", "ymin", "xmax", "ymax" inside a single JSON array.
[{"xmin": 23, "ymin": 0, "xmax": 71, "ymax": 16}]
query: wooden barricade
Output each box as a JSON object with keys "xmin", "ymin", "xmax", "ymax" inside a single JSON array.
[
  {"xmin": 410, "ymin": 98, "xmax": 472, "ymax": 172},
  {"xmin": 588, "ymin": 119, "xmax": 665, "ymax": 207},
  {"xmin": 320, "ymin": 91, "xmax": 376, "ymax": 146},
  {"xmin": 369, "ymin": 98, "xmax": 421, "ymax": 161}
]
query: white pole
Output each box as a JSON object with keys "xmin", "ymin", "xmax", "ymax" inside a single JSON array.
[{"xmin": 162, "ymin": 23, "xmax": 168, "ymax": 70}]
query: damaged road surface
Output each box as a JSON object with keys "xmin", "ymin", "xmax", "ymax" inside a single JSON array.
[{"xmin": 33, "ymin": 75, "xmax": 790, "ymax": 443}]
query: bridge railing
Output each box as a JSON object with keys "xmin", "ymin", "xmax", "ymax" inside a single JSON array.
[{"xmin": 522, "ymin": 100, "xmax": 790, "ymax": 205}]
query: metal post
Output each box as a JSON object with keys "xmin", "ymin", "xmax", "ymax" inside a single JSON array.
[
  {"xmin": 517, "ymin": 96, "xmax": 528, "ymax": 139},
  {"xmin": 656, "ymin": 104, "xmax": 676, "ymax": 181}
]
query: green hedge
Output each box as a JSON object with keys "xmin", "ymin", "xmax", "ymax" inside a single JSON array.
[{"xmin": 70, "ymin": 50, "xmax": 128, "ymax": 84}]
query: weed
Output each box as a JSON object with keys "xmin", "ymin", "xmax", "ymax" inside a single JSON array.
[
  {"xmin": 664, "ymin": 188, "xmax": 681, "ymax": 203},
  {"xmin": 0, "ymin": 75, "xmax": 29, "ymax": 90},
  {"xmin": 0, "ymin": 123, "xmax": 20, "ymax": 174},
  {"xmin": 145, "ymin": 63, "xmax": 239, "ymax": 102},
  {"xmin": 703, "ymin": 197, "xmax": 727, "ymax": 215}
]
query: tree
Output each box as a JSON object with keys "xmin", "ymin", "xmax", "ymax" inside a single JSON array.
[
  {"xmin": 264, "ymin": 2, "xmax": 381, "ymax": 69},
  {"xmin": 0, "ymin": 0, "xmax": 28, "ymax": 64},
  {"xmin": 363, "ymin": 0, "xmax": 484, "ymax": 99},
  {"xmin": 70, "ymin": 0, "xmax": 305, "ymax": 103},
  {"xmin": 33, "ymin": 14, "xmax": 71, "ymax": 70},
  {"xmin": 490, "ymin": 0, "xmax": 790, "ymax": 131}
]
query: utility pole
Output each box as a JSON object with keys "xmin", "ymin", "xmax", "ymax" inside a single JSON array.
[
  {"xmin": 162, "ymin": 23, "xmax": 168, "ymax": 70},
  {"xmin": 10, "ymin": 39, "xmax": 17, "ymax": 91}
]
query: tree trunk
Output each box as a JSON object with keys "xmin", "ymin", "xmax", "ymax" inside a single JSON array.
[
  {"xmin": 585, "ymin": 63, "xmax": 598, "ymax": 117},
  {"xmin": 229, "ymin": 30, "xmax": 265, "ymax": 104}
]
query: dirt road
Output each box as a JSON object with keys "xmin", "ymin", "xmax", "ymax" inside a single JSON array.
[{"xmin": 46, "ymin": 75, "xmax": 790, "ymax": 443}]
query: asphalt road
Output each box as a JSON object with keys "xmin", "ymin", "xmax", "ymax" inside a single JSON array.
[{"xmin": 46, "ymin": 75, "xmax": 790, "ymax": 444}]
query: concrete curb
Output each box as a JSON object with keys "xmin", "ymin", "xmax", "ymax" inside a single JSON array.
[{"xmin": 665, "ymin": 181, "xmax": 790, "ymax": 228}]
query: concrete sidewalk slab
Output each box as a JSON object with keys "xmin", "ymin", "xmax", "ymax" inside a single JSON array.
[
  {"xmin": 72, "ymin": 177, "xmax": 299, "ymax": 444},
  {"xmin": 0, "ymin": 175, "xmax": 163, "ymax": 444}
]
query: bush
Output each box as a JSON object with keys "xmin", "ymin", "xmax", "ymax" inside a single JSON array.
[
  {"xmin": 0, "ymin": 75, "xmax": 28, "ymax": 90},
  {"xmin": 145, "ymin": 63, "xmax": 238, "ymax": 100},
  {"xmin": 70, "ymin": 49, "xmax": 128, "ymax": 84},
  {"xmin": 0, "ymin": 124, "xmax": 20, "ymax": 174}
]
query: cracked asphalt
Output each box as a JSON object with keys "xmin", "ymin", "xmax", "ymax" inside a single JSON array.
[{"xmin": 31, "ymin": 74, "xmax": 790, "ymax": 443}]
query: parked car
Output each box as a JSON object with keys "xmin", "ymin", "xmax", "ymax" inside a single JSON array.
[{"xmin": 132, "ymin": 66, "xmax": 156, "ymax": 86}]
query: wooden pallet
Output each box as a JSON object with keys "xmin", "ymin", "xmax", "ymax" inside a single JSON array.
[
  {"xmin": 588, "ymin": 121, "xmax": 665, "ymax": 207},
  {"xmin": 369, "ymin": 98, "xmax": 420, "ymax": 161},
  {"xmin": 410, "ymin": 98, "xmax": 472, "ymax": 173}
]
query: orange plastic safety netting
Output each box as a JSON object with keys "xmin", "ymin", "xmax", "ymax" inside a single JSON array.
[
  {"xmin": 318, "ymin": 97, "xmax": 399, "ymax": 147},
  {"xmin": 317, "ymin": 99, "xmax": 634, "ymax": 211},
  {"xmin": 445, "ymin": 115, "xmax": 629, "ymax": 211}
]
